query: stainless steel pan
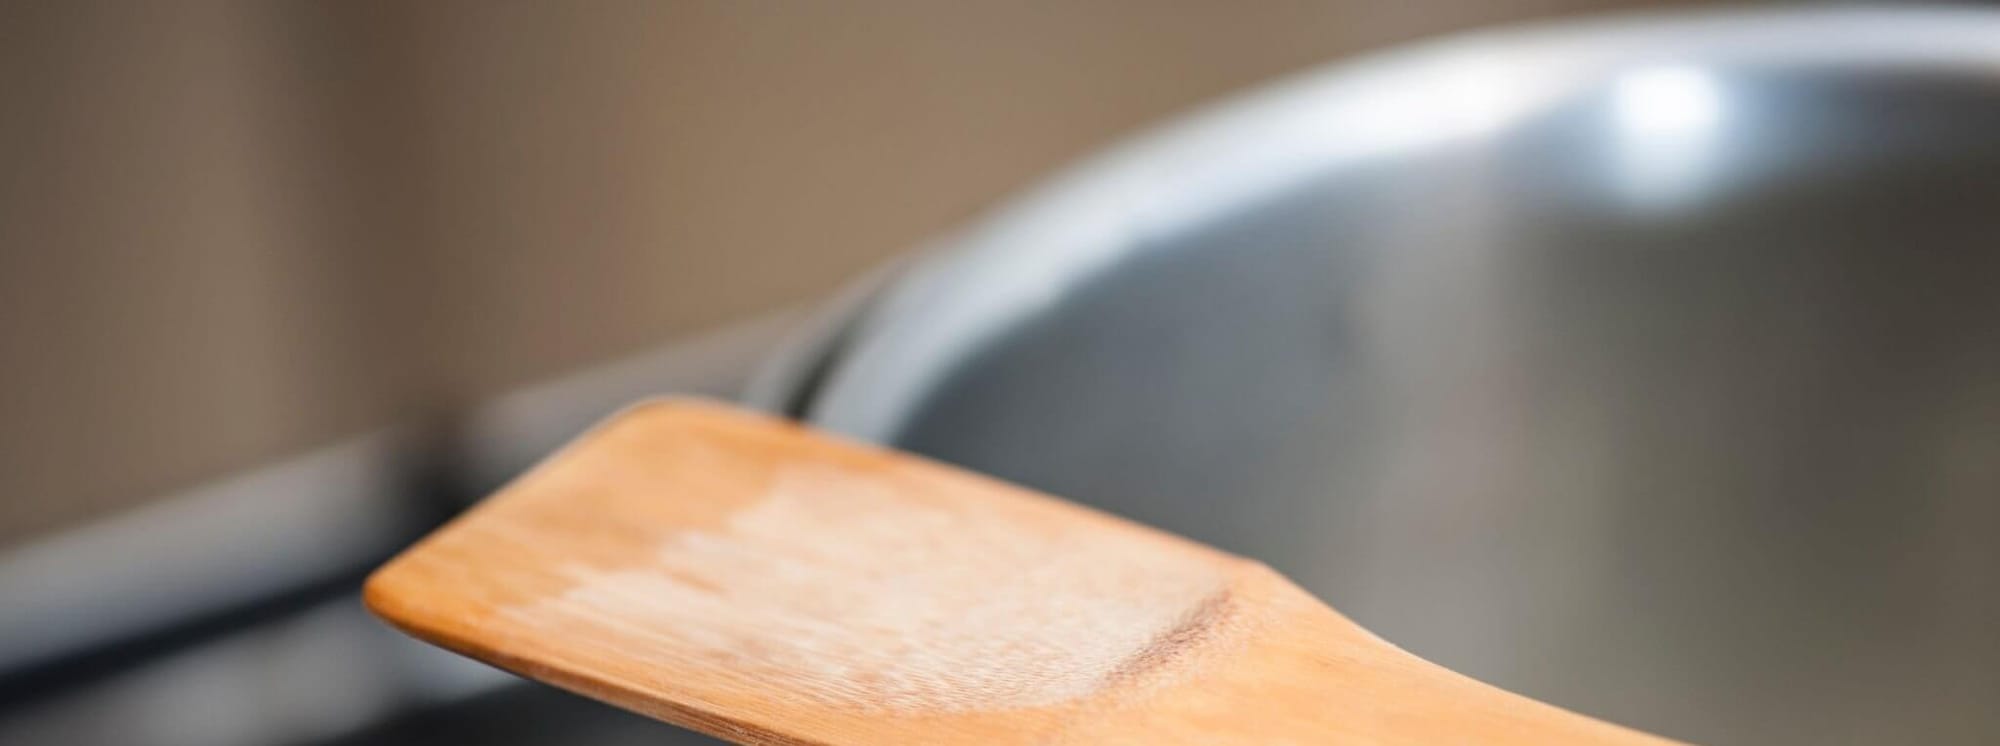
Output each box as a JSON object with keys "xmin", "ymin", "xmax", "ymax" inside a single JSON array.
[{"xmin": 757, "ymin": 8, "xmax": 2000, "ymax": 744}]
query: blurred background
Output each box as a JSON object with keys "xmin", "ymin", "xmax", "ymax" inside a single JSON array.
[
  {"xmin": 9, "ymin": 1, "xmax": 2000, "ymax": 745},
  {"xmin": 1, "ymin": 0, "xmax": 1709, "ymax": 548}
]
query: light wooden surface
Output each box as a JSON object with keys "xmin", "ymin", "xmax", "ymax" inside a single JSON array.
[{"xmin": 366, "ymin": 399, "xmax": 1677, "ymax": 745}]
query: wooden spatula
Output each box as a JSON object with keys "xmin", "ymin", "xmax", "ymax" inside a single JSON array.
[{"xmin": 365, "ymin": 399, "xmax": 1675, "ymax": 745}]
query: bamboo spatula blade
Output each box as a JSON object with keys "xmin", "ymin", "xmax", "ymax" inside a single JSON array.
[{"xmin": 365, "ymin": 399, "xmax": 1674, "ymax": 745}]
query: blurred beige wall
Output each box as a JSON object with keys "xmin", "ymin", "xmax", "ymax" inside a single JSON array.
[{"xmin": 0, "ymin": 0, "xmax": 1705, "ymax": 544}]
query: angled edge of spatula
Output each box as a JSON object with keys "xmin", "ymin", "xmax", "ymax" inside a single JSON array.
[{"xmin": 365, "ymin": 398, "xmax": 1679, "ymax": 746}]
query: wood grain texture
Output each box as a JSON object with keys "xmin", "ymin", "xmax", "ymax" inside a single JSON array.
[{"xmin": 365, "ymin": 399, "xmax": 1677, "ymax": 745}]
